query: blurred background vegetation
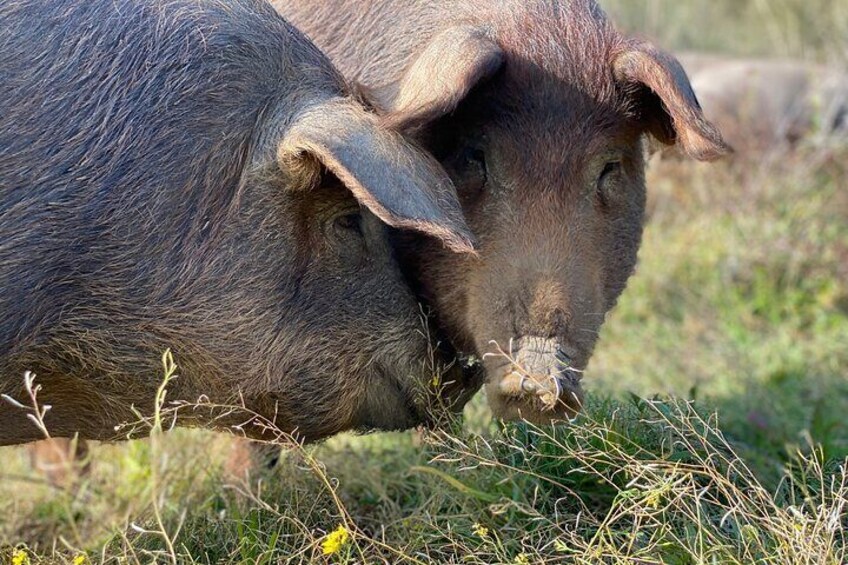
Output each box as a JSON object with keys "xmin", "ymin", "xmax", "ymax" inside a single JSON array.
[
  {"xmin": 1, "ymin": 1, "xmax": 846, "ymax": 563},
  {"xmin": 604, "ymin": 0, "xmax": 848, "ymax": 61}
]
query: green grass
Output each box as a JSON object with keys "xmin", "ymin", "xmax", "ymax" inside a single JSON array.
[
  {"xmin": 2, "ymin": 4, "xmax": 848, "ymax": 564},
  {"xmin": 601, "ymin": 0, "xmax": 848, "ymax": 60},
  {"xmin": 3, "ymin": 151, "xmax": 846, "ymax": 565},
  {"xmin": 594, "ymin": 152, "xmax": 848, "ymax": 480}
]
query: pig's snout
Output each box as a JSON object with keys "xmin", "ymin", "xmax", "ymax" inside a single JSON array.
[{"xmin": 485, "ymin": 336, "xmax": 584, "ymax": 424}]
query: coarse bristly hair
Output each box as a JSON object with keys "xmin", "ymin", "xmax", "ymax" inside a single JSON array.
[
  {"xmin": 273, "ymin": 0, "xmax": 730, "ymax": 425},
  {"xmin": 0, "ymin": 0, "xmax": 476, "ymax": 446}
]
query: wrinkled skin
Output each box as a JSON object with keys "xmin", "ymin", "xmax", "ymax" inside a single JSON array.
[
  {"xmin": 274, "ymin": 0, "xmax": 730, "ymax": 423},
  {"xmin": 0, "ymin": 0, "xmax": 477, "ymax": 446}
]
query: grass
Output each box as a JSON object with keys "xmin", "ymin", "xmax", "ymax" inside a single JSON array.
[
  {"xmin": 2, "ymin": 3, "xmax": 848, "ymax": 564},
  {"xmin": 601, "ymin": 0, "xmax": 848, "ymax": 61},
  {"xmin": 3, "ymin": 151, "xmax": 845, "ymax": 565}
]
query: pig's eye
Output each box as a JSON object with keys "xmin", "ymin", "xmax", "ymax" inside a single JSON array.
[
  {"xmin": 596, "ymin": 160, "xmax": 621, "ymax": 207},
  {"xmin": 456, "ymin": 146, "xmax": 487, "ymax": 195},
  {"xmin": 334, "ymin": 211, "xmax": 363, "ymax": 237}
]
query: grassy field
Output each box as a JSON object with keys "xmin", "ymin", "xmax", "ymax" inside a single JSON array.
[
  {"xmin": 2, "ymin": 2, "xmax": 847, "ymax": 563},
  {"xmin": 603, "ymin": 0, "xmax": 848, "ymax": 61}
]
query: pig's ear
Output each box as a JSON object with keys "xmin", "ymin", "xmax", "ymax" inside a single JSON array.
[
  {"xmin": 278, "ymin": 100, "xmax": 476, "ymax": 254},
  {"xmin": 380, "ymin": 25, "xmax": 504, "ymax": 131},
  {"xmin": 613, "ymin": 42, "xmax": 732, "ymax": 161}
]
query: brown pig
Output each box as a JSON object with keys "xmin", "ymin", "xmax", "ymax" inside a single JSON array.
[{"xmin": 273, "ymin": 0, "xmax": 730, "ymax": 423}]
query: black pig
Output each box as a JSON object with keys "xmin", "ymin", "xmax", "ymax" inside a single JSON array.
[{"xmin": 0, "ymin": 0, "xmax": 476, "ymax": 445}]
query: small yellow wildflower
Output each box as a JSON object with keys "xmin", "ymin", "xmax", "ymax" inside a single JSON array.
[
  {"xmin": 472, "ymin": 523, "xmax": 489, "ymax": 538},
  {"xmin": 11, "ymin": 549, "xmax": 30, "ymax": 565},
  {"xmin": 321, "ymin": 525, "xmax": 350, "ymax": 556},
  {"xmin": 644, "ymin": 490, "xmax": 662, "ymax": 509},
  {"xmin": 73, "ymin": 554, "xmax": 88, "ymax": 565},
  {"xmin": 430, "ymin": 374, "xmax": 441, "ymax": 388},
  {"xmin": 513, "ymin": 553, "xmax": 530, "ymax": 565}
]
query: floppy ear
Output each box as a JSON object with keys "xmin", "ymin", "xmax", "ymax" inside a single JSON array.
[
  {"xmin": 278, "ymin": 99, "xmax": 476, "ymax": 253},
  {"xmin": 613, "ymin": 42, "xmax": 732, "ymax": 161},
  {"xmin": 380, "ymin": 25, "xmax": 504, "ymax": 131}
]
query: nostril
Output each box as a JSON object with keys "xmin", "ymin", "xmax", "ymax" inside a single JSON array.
[{"xmin": 555, "ymin": 345, "xmax": 573, "ymax": 366}]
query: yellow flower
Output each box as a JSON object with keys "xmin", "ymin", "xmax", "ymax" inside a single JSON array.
[
  {"xmin": 514, "ymin": 553, "xmax": 530, "ymax": 565},
  {"xmin": 321, "ymin": 525, "xmax": 350, "ymax": 556},
  {"xmin": 472, "ymin": 523, "xmax": 489, "ymax": 538},
  {"xmin": 430, "ymin": 374, "xmax": 441, "ymax": 388},
  {"xmin": 644, "ymin": 491, "xmax": 662, "ymax": 509},
  {"xmin": 73, "ymin": 555, "xmax": 87, "ymax": 565},
  {"xmin": 11, "ymin": 549, "xmax": 29, "ymax": 565}
]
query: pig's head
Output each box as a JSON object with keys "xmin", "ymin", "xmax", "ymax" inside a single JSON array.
[
  {"xmin": 243, "ymin": 94, "xmax": 479, "ymax": 440},
  {"xmin": 377, "ymin": 0, "xmax": 730, "ymax": 424}
]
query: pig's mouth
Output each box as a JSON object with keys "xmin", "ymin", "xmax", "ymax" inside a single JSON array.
[
  {"xmin": 417, "ymin": 318, "xmax": 586, "ymax": 426},
  {"xmin": 483, "ymin": 336, "xmax": 585, "ymax": 424},
  {"xmin": 420, "ymin": 325, "xmax": 588, "ymax": 428},
  {"xmin": 495, "ymin": 366, "xmax": 584, "ymax": 415}
]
